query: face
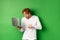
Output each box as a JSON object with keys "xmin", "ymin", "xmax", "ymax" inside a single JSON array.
[{"xmin": 23, "ymin": 12, "xmax": 31, "ymax": 19}]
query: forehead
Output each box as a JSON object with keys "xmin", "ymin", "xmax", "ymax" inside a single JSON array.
[
  {"xmin": 24, "ymin": 12, "xmax": 26, "ymax": 14},
  {"xmin": 23, "ymin": 12, "xmax": 30, "ymax": 14}
]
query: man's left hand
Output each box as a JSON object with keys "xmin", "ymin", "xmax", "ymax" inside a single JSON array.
[{"xmin": 28, "ymin": 24, "xmax": 32, "ymax": 28}]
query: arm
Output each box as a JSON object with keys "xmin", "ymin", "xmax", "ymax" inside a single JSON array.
[
  {"xmin": 17, "ymin": 26, "xmax": 24, "ymax": 32},
  {"xmin": 17, "ymin": 18, "xmax": 25, "ymax": 32},
  {"xmin": 32, "ymin": 16, "xmax": 42, "ymax": 30}
]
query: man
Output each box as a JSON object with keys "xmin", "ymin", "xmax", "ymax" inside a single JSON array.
[{"xmin": 17, "ymin": 8, "xmax": 42, "ymax": 40}]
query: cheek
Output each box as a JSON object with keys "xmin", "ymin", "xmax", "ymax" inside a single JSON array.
[
  {"xmin": 23, "ymin": 14, "xmax": 27, "ymax": 17},
  {"xmin": 24, "ymin": 15, "xmax": 28, "ymax": 17},
  {"xmin": 23, "ymin": 14, "xmax": 30, "ymax": 17},
  {"xmin": 26, "ymin": 14, "xmax": 29, "ymax": 16}
]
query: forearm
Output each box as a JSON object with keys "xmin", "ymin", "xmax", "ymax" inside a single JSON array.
[
  {"xmin": 17, "ymin": 26, "xmax": 25, "ymax": 32},
  {"xmin": 32, "ymin": 25, "xmax": 42, "ymax": 30}
]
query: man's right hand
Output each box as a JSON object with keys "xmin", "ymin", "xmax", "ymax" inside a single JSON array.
[{"xmin": 17, "ymin": 26, "xmax": 22, "ymax": 29}]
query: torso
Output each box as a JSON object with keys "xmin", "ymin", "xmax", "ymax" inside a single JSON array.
[{"xmin": 22, "ymin": 15, "xmax": 37, "ymax": 39}]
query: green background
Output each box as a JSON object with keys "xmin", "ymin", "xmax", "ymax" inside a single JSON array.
[{"xmin": 0, "ymin": 0, "xmax": 60, "ymax": 40}]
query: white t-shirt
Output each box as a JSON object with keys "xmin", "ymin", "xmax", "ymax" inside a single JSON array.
[{"xmin": 20, "ymin": 15, "xmax": 42, "ymax": 40}]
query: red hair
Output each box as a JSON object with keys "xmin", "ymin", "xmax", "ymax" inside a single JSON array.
[{"xmin": 22, "ymin": 8, "xmax": 31, "ymax": 14}]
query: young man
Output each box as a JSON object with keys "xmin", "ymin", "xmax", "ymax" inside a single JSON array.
[{"xmin": 17, "ymin": 8, "xmax": 42, "ymax": 40}]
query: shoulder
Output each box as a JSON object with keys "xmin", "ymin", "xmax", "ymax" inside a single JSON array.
[
  {"xmin": 32, "ymin": 15, "xmax": 39, "ymax": 19},
  {"xmin": 21, "ymin": 17, "xmax": 25, "ymax": 21}
]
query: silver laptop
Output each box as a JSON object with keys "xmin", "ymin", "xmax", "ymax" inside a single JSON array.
[{"xmin": 12, "ymin": 17, "xmax": 20, "ymax": 26}]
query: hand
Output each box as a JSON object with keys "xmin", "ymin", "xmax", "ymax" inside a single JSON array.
[
  {"xmin": 28, "ymin": 24, "xmax": 32, "ymax": 28},
  {"xmin": 17, "ymin": 26, "xmax": 22, "ymax": 29}
]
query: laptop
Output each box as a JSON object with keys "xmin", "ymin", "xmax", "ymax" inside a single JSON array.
[{"xmin": 12, "ymin": 17, "xmax": 20, "ymax": 26}]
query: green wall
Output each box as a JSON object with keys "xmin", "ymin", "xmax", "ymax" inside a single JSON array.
[{"xmin": 0, "ymin": 0, "xmax": 60, "ymax": 40}]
